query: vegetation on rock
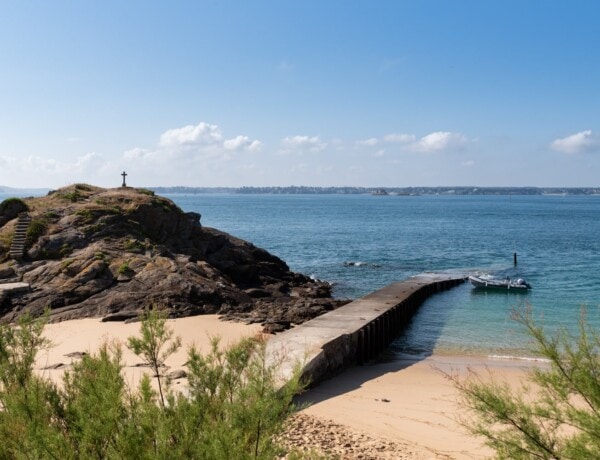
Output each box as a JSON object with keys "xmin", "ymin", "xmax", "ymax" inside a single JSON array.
[{"xmin": 0, "ymin": 185, "xmax": 344, "ymax": 329}]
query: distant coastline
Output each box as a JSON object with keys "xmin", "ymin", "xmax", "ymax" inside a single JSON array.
[
  {"xmin": 2, "ymin": 185, "xmax": 600, "ymax": 196},
  {"xmin": 151, "ymin": 186, "xmax": 600, "ymax": 196}
]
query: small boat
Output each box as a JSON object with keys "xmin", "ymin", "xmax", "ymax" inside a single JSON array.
[{"xmin": 468, "ymin": 275, "xmax": 532, "ymax": 291}]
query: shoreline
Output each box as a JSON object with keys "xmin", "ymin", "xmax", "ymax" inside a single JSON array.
[
  {"xmin": 293, "ymin": 353, "xmax": 544, "ymax": 459},
  {"xmin": 32, "ymin": 315, "xmax": 544, "ymax": 459}
]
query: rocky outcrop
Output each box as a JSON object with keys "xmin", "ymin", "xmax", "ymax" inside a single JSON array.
[{"xmin": 0, "ymin": 184, "xmax": 346, "ymax": 330}]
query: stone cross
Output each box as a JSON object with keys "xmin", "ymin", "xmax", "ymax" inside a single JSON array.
[{"xmin": 121, "ymin": 171, "xmax": 128, "ymax": 187}]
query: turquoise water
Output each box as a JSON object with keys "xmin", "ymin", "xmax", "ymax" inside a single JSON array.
[
  {"xmin": 3, "ymin": 192, "xmax": 600, "ymax": 359},
  {"xmin": 168, "ymin": 193, "xmax": 600, "ymax": 360}
]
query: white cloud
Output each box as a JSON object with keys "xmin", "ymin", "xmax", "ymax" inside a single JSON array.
[
  {"xmin": 223, "ymin": 135, "xmax": 263, "ymax": 152},
  {"xmin": 120, "ymin": 121, "xmax": 264, "ymax": 183},
  {"xmin": 280, "ymin": 135, "xmax": 327, "ymax": 153},
  {"xmin": 0, "ymin": 152, "xmax": 104, "ymax": 185},
  {"xmin": 223, "ymin": 136, "xmax": 247, "ymax": 150},
  {"xmin": 382, "ymin": 131, "xmax": 469, "ymax": 153},
  {"xmin": 247, "ymin": 140, "xmax": 263, "ymax": 152},
  {"xmin": 373, "ymin": 149, "xmax": 385, "ymax": 158},
  {"xmin": 462, "ymin": 160, "xmax": 475, "ymax": 167},
  {"xmin": 551, "ymin": 130, "xmax": 600, "ymax": 154},
  {"xmin": 124, "ymin": 147, "xmax": 152, "ymax": 160},
  {"xmin": 384, "ymin": 133, "xmax": 415, "ymax": 144},
  {"xmin": 146, "ymin": 121, "xmax": 262, "ymax": 160},
  {"xmin": 409, "ymin": 131, "xmax": 469, "ymax": 153},
  {"xmin": 159, "ymin": 122, "xmax": 223, "ymax": 147},
  {"xmin": 357, "ymin": 138, "xmax": 379, "ymax": 146}
]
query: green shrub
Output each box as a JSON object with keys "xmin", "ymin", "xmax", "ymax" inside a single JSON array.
[
  {"xmin": 59, "ymin": 243, "xmax": 72, "ymax": 257},
  {"xmin": 0, "ymin": 197, "xmax": 28, "ymax": 212},
  {"xmin": 43, "ymin": 210, "xmax": 59, "ymax": 219},
  {"xmin": 75, "ymin": 208, "xmax": 94, "ymax": 221},
  {"xmin": 0, "ymin": 308, "xmax": 305, "ymax": 459},
  {"xmin": 124, "ymin": 238, "xmax": 146, "ymax": 253},
  {"xmin": 61, "ymin": 191, "xmax": 81, "ymax": 203},
  {"xmin": 60, "ymin": 259, "xmax": 74, "ymax": 271},
  {"xmin": 117, "ymin": 261, "xmax": 131, "ymax": 275},
  {"xmin": 26, "ymin": 219, "xmax": 47, "ymax": 245},
  {"xmin": 450, "ymin": 308, "xmax": 600, "ymax": 459}
]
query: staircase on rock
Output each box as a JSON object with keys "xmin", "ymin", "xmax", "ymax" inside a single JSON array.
[{"xmin": 9, "ymin": 213, "xmax": 31, "ymax": 260}]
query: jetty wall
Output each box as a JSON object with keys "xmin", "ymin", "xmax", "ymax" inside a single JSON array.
[{"xmin": 266, "ymin": 273, "xmax": 465, "ymax": 386}]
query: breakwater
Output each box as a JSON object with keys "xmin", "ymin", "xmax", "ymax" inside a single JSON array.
[{"xmin": 266, "ymin": 273, "xmax": 465, "ymax": 386}]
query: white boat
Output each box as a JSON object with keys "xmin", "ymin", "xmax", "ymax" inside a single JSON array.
[{"xmin": 468, "ymin": 275, "xmax": 532, "ymax": 291}]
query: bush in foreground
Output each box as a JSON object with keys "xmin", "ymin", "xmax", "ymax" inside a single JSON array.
[
  {"xmin": 0, "ymin": 309, "xmax": 304, "ymax": 459},
  {"xmin": 450, "ymin": 308, "xmax": 600, "ymax": 459}
]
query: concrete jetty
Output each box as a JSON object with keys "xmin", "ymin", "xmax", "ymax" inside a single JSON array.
[{"xmin": 266, "ymin": 273, "xmax": 465, "ymax": 386}]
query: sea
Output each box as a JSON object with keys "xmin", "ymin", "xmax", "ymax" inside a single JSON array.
[{"xmin": 3, "ymin": 191, "xmax": 600, "ymax": 361}]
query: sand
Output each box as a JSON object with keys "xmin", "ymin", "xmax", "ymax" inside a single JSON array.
[
  {"xmin": 32, "ymin": 316, "xmax": 538, "ymax": 459},
  {"xmin": 35, "ymin": 315, "xmax": 263, "ymax": 388},
  {"xmin": 292, "ymin": 355, "xmax": 539, "ymax": 459}
]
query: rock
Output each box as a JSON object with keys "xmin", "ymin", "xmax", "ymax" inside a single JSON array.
[
  {"xmin": 0, "ymin": 267, "xmax": 15, "ymax": 279},
  {"xmin": 101, "ymin": 312, "xmax": 140, "ymax": 322},
  {"xmin": 167, "ymin": 369, "xmax": 187, "ymax": 380},
  {"xmin": 0, "ymin": 185, "xmax": 348, "ymax": 325},
  {"xmin": 42, "ymin": 363, "xmax": 66, "ymax": 370},
  {"xmin": 262, "ymin": 320, "xmax": 291, "ymax": 334},
  {"xmin": 244, "ymin": 288, "xmax": 271, "ymax": 298},
  {"xmin": 64, "ymin": 351, "xmax": 88, "ymax": 358}
]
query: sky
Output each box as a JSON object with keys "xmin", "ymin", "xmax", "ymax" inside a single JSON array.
[{"xmin": 1, "ymin": 0, "xmax": 599, "ymax": 189}]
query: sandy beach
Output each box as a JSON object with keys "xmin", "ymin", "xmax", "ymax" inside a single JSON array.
[
  {"xmin": 33, "ymin": 316, "xmax": 537, "ymax": 459},
  {"xmin": 291, "ymin": 355, "xmax": 538, "ymax": 459},
  {"xmin": 35, "ymin": 315, "xmax": 263, "ymax": 388}
]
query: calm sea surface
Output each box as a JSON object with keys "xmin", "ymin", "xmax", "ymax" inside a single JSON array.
[
  {"xmin": 3, "ymin": 192, "xmax": 600, "ymax": 360},
  {"xmin": 167, "ymin": 193, "xmax": 600, "ymax": 360}
]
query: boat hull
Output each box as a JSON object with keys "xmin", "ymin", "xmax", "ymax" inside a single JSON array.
[{"xmin": 468, "ymin": 275, "xmax": 531, "ymax": 291}]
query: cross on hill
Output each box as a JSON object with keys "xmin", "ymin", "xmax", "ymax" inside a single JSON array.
[{"xmin": 121, "ymin": 171, "xmax": 127, "ymax": 187}]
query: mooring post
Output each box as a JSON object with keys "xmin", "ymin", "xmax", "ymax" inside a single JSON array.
[{"xmin": 514, "ymin": 252, "xmax": 518, "ymax": 266}]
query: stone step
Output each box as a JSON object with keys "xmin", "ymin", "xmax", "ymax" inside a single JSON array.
[{"xmin": 9, "ymin": 213, "xmax": 31, "ymax": 259}]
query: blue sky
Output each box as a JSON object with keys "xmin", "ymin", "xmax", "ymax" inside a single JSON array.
[{"xmin": 1, "ymin": 1, "xmax": 599, "ymax": 188}]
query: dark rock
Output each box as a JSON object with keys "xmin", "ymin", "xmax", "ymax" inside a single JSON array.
[
  {"xmin": 102, "ymin": 312, "xmax": 140, "ymax": 322},
  {"xmin": 167, "ymin": 369, "xmax": 187, "ymax": 380},
  {"xmin": 244, "ymin": 288, "xmax": 271, "ymax": 298},
  {"xmin": 42, "ymin": 363, "xmax": 66, "ymax": 370},
  {"xmin": 0, "ymin": 185, "xmax": 347, "ymax": 326},
  {"xmin": 262, "ymin": 320, "xmax": 291, "ymax": 334},
  {"xmin": 64, "ymin": 351, "xmax": 88, "ymax": 358},
  {"xmin": 0, "ymin": 267, "xmax": 15, "ymax": 279}
]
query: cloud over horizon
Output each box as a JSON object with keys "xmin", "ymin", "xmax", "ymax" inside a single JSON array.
[
  {"xmin": 279, "ymin": 135, "xmax": 327, "ymax": 154},
  {"xmin": 380, "ymin": 131, "xmax": 470, "ymax": 153},
  {"xmin": 551, "ymin": 130, "xmax": 600, "ymax": 154},
  {"xmin": 409, "ymin": 131, "xmax": 469, "ymax": 153}
]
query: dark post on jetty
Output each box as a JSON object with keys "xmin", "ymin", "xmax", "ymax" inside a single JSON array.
[{"xmin": 514, "ymin": 252, "xmax": 518, "ymax": 266}]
